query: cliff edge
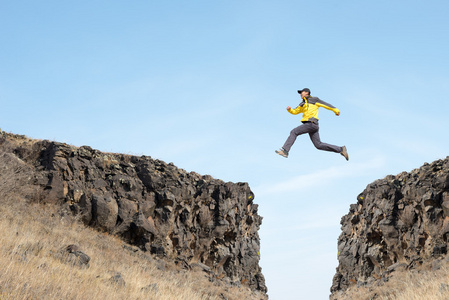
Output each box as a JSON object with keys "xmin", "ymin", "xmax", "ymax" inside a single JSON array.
[
  {"xmin": 331, "ymin": 156, "xmax": 449, "ymax": 298},
  {"xmin": 0, "ymin": 131, "xmax": 267, "ymax": 295}
]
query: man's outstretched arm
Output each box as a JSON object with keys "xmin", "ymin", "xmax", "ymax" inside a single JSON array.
[{"xmin": 315, "ymin": 99, "xmax": 340, "ymax": 115}]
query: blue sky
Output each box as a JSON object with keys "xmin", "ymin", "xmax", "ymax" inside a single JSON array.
[{"xmin": 1, "ymin": 1, "xmax": 449, "ymax": 299}]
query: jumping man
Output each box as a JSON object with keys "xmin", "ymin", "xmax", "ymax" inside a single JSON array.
[{"xmin": 275, "ymin": 88, "xmax": 349, "ymax": 160}]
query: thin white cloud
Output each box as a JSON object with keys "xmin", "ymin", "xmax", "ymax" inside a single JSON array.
[
  {"xmin": 382, "ymin": 136, "xmax": 446, "ymax": 158},
  {"xmin": 255, "ymin": 155, "xmax": 386, "ymax": 197}
]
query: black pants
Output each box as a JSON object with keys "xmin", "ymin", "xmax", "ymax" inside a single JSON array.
[{"xmin": 282, "ymin": 122, "xmax": 341, "ymax": 153}]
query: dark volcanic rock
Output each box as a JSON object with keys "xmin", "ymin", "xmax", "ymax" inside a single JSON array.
[
  {"xmin": 59, "ymin": 244, "xmax": 90, "ymax": 268},
  {"xmin": 0, "ymin": 131, "xmax": 267, "ymax": 294},
  {"xmin": 331, "ymin": 157, "xmax": 449, "ymax": 298},
  {"xmin": 109, "ymin": 272, "xmax": 126, "ymax": 288}
]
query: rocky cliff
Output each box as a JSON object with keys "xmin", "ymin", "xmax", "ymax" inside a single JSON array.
[
  {"xmin": 0, "ymin": 131, "xmax": 267, "ymax": 295},
  {"xmin": 331, "ymin": 157, "xmax": 449, "ymax": 298}
]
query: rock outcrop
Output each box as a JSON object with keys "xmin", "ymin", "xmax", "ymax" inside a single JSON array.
[
  {"xmin": 331, "ymin": 157, "xmax": 449, "ymax": 298},
  {"xmin": 0, "ymin": 131, "xmax": 267, "ymax": 294}
]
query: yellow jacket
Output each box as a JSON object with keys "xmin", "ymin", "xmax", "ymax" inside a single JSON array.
[{"xmin": 288, "ymin": 96, "xmax": 340, "ymax": 123}]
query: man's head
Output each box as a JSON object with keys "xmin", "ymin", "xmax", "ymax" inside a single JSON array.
[{"xmin": 297, "ymin": 88, "xmax": 310, "ymax": 98}]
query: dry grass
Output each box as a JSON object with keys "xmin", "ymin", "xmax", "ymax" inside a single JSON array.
[
  {"xmin": 0, "ymin": 149, "xmax": 265, "ymax": 300},
  {"xmin": 334, "ymin": 265, "xmax": 449, "ymax": 300},
  {"xmin": 381, "ymin": 267, "xmax": 449, "ymax": 300}
]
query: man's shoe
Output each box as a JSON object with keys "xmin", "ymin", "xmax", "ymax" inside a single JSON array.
[
  {"xmin": 275, "ymin": 148, "xmax": 288, "ymax": 158},
  {"xmin": 340, "ymin": 146, "xmax": 349, "ymax": 161}
]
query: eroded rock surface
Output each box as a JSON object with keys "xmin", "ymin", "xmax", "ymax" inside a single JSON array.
[
  {"xmin": 0, "ymin": 132, "xmax": 267, "ymax": 294},
  {"xmin": 331, "ymin": 157, "xmax": 449, "ymax": 298}
]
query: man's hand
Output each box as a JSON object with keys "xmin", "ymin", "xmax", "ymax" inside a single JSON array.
[
  {"xmin": 336, "ymin": 111, "xmax": 340, "ymax": 116},
  {"xmin": 287, "ymin": 106, "xmax": 291, "ymax": 111}
]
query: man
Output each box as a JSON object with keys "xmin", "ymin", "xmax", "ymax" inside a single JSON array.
[{"xmin": 275, "ymin": 88, "xmax": 349, "ymax": 160}]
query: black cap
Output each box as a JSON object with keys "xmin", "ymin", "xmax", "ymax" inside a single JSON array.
[{"xmin": 297, "ymin": 88, "xmax": 311, "ymax": 94}]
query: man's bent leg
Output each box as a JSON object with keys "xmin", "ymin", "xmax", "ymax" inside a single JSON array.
[
  {"xmin": 309, "ymin": 130, "xmax": 341, "ymax": 153},
  {"xmin": 282, "ymin": 123, "xmax": 314, "ymax": 152}
]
